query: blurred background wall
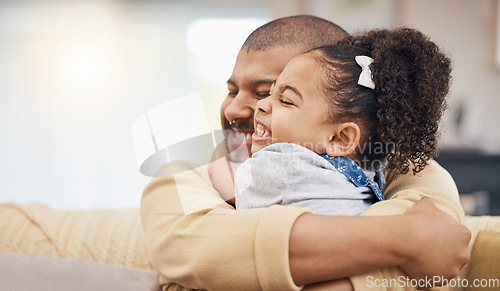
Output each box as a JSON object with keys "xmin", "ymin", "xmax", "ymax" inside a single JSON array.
[{"xmin": 0, "ymin": 0, "xmax": 499, "ymax": 209}]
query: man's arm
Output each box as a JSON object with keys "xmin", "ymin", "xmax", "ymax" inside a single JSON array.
[
  {"xmin": 141, "ymin": 160, "xmax": 469, "ymax": 290},
  {"xmin": 290, "ymin": 197, "xmax": 470, "ymax": 286},
  {"xmin": 346, "ymin": 160, "xmax": 471, "ymax": 290},
  {"xmin": 141, "ymin": 161, "xmax": 308, "ymax": 291}
]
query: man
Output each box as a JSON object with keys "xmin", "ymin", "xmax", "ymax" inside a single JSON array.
[{"xmin": 141, "ymin": 15, "xmax": 470, "ymax": 290}]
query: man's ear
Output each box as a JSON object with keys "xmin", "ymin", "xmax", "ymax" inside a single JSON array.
[{"xmin": 326, "ymin": 122, "xmax": 361, "ymax": 157}]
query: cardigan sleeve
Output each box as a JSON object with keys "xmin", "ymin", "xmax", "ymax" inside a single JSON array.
[
  {"xmin": 349, "ymin": 160, "xmax": 464, "ymax": 291},
  {"xmin": 140, "ymin": 160, "xmax": 310, "ymax": 291}
]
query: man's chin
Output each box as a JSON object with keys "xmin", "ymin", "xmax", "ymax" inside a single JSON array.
[
  {"xmin": 225, "ymin": 132, "xmax": 252, "ymax": 162},
  {"xmin": 228, "ymin": 150, "xmax": 249, "ymax": 163}
]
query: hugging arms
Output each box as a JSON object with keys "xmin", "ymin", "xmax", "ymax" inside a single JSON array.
[{"xmin": 141, "ymin": 158, "xmax": 469, "ymax": 290}]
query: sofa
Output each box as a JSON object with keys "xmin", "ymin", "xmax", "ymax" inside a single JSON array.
[{"xmin": 0, "ymin": 202, "xmax": 499, "ymax": 291}]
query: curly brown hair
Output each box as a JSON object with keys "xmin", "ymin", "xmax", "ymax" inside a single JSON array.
[{"xmin": 312, "ymin": 27, "xmax": 451, "ymax": 174}]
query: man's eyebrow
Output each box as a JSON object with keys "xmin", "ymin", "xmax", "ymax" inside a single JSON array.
[
  {"xmin": 227, "ymin": 79, "xmax": 275, "ymax": 87},
  {"xmin": 255, "ymin": 79, "xmax": 275, "ymax": 85}
]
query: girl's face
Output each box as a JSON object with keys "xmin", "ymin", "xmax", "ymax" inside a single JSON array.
[{"xmin": 252, "ymin": 52, "xmax": 338, "ymax": 154}]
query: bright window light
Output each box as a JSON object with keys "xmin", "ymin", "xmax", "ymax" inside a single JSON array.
[
  {"xmin": 60, "ymin": 44, "xmax": 112, "ymax": 92},
  {"xmin": 186, "ymin": 18, "xmax": 267, "ymax": 84}
]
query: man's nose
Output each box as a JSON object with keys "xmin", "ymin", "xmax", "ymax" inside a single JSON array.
[{"xmin": 224, "ymin": 92, "xmax": 256, "ymax": 122}]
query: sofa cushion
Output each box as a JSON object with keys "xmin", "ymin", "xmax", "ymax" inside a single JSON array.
[
  {"xmin": 0, "ymin": 203, "xmax": 152, "ymax": 269},
  {"xmin": 465, "ymin": 230, "xmax": 500, "ymax": 291},
  {"xmin": 0, "ymin": 251, "xmax": 160, "ymax": 291}
]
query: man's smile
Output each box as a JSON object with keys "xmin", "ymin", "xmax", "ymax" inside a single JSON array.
[{"xmin": 224, "ymin": 119, "xmax": 254, "ymax": 161}]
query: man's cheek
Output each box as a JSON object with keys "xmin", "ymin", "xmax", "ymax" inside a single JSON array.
[{"xmin": 220, "ymin": 100, "xmax": 231, "ymax": 125}]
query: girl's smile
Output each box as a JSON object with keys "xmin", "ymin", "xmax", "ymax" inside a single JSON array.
[{"xmin": 252, "ymin": 121, "xmax": 272, "ymax": 144}]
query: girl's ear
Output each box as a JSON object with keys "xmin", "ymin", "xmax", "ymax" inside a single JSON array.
[{"xmin": 326, "ymin": 122, "xmax": 361, "ymax": 157}]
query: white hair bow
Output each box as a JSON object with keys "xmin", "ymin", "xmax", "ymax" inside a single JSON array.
[{"xmin": 355, "ymin": 56, "xmax": 375, "ymax": 89}]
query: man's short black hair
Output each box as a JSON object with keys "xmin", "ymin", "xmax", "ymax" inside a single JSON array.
[{"xmin": 242, "ymin": 15, "xmax": 349, "ymax": 53}]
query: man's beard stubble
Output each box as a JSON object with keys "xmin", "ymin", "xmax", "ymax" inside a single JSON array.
[{"xmin": 223, "ymin": 119, "xmax": 254, "ymax": 163}]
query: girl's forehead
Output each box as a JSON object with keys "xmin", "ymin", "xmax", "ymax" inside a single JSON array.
[
  {"xmin": 280, "ymin": 53, "xmax": 318, "ymax": 79},
  {"xmin": 275, "ymin": 54, "xmax": 331, "ymax": 106}
]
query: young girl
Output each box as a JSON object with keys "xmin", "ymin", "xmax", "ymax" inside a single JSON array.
[{"xmin": 219, "ymin": 27, "xmax": 451, "ymax": 216}]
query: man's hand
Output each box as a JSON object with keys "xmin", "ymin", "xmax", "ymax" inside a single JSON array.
[
  {"xmin": 399, "ymin": 197, "xmax": 471, "ymax": 283},
  {"xmin": 303, "ymin": 278, "xmax": 354, "ymax": 291}
]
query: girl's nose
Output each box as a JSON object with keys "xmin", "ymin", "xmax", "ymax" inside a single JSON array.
[{"xmin": 256, "ymin": 98, "xmax": 272, "ymax": 114}]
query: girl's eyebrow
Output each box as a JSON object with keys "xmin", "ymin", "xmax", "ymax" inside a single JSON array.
[{"xmin": 280, "ymin": 84, "xmax": 303, "ymax": 101}]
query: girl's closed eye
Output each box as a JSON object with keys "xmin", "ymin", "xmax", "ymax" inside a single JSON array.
[{"xmin": 279, "ymin": 98, "xmax": 295, "ymax": 106}]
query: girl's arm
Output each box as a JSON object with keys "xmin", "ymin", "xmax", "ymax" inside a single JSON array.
[
  {"xmin": 208, "ymin": 155, "xmax": 237, "ymax": 205},
  {"xmin": 207, "ymin": 139, "xmax": 246, "ymax": 205}
]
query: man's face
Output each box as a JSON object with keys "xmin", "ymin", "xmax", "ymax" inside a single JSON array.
[{"xmin": 220, "ymin": 46, "xmax": 302, "ymax": 162}]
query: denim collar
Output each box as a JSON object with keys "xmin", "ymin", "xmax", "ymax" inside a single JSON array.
[{"xmin": 319, "ymin": 155, "xmax": 385, "ymax": 201}]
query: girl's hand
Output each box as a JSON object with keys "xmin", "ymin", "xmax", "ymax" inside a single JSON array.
[
  {"xmin": 208, "ymin": 140, "xmax": 246, "ymax": 205},
  {"xmin": 208, "ymin": 156, "xmax": 236, "ymax": 205}
]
